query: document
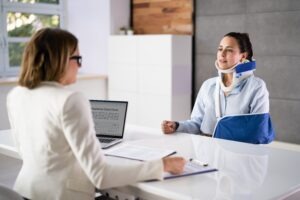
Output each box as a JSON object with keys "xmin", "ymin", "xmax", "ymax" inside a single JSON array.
[
  {"xmin": 164, "ymin": 159, "xmax": 217, "ymax": 179},
  {"xmin": 104, "ymin": 144, "xmax": 176, "ymax": 161}
]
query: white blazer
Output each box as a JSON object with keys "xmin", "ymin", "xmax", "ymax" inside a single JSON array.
[{"xmin": 7, "ymin": 82, "xmax": 163, "ymax": 200}]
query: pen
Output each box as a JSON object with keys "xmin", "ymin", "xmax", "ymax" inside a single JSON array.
[{"xmin": 189, "ymin": 158, "xmax": 208, "ymax": 167}]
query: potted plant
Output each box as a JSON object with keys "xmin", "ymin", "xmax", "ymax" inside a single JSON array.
[
  {"xmin": 127, "ymin": 27, "xmax": 134, "ymax": 35},
  {"xmin": 119, "ymin": 27, "xmax": 127, "ymax": 35}
]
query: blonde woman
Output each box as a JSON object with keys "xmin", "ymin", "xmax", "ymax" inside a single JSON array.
[{"xmin": 7, "ymin": 28, "xmax": 185, "ymax": 200}]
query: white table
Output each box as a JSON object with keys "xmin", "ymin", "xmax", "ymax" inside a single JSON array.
[
  {"xmin": 111, "ymin": 125, "xmax": 300, "ymax": 200},
  {"xmin": 1, "ymin": 125, "xmax": 300, "ymax": 200}
]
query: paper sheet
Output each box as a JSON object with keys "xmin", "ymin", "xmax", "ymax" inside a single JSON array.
[
  {"xmin": 164, "ymin": 160, "xmax": 217, "ymax": 179},
  {"xmin": 104, "ymin": 144, "xmax": 176, "ymax": 161}
]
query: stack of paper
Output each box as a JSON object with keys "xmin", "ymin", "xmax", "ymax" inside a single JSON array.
[
  {"xmin": 104, "ymin": 144, "xmax": 176, "ymax": 161},
  {"xmin": 105, "ymin": 144, "xmax": 217, "ymax": 179}
]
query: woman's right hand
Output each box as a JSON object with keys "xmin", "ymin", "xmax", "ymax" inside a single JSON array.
[
  {"xmin": 163, "ymin": 157, "xmax": 186, "ymax": 175},
  {"xmin": 161, "ymin": 120, "xmax": 177, "ymax": 134}
]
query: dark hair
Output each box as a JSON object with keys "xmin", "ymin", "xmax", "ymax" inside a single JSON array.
[
  {"xmin": 18, "ymin": 28, "xmax": 78, "ymax": 89},
  {"xmin": 224, "ymin": 32, "xmax": 253, "ymax": 61}
]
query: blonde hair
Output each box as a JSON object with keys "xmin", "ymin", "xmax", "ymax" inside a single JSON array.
[{"xmin": 18, "ymin": 28, "xmax": 78, "ymax": 89}]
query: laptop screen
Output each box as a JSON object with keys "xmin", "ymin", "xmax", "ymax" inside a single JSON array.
[{"xmin": 90, "ymin": 100, "xmax": 128, "ymax": 138}]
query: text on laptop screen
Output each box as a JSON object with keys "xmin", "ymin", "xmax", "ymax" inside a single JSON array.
[{"xmin": 90, "ymin": 100, "xmax": 127, "ymax": 137}]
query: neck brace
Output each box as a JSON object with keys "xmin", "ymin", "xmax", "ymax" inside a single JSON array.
[
  {"xmin": 215, "ymin": 60, "xmax": 256, "ymax": 92},
  {"xmin": 214, "ymin": 60, "xmax": 256, "ymax": 118}
]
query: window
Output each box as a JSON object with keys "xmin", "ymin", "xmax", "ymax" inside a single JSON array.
[{"xmin": 0, "ymin": 0, "xmax": 64, "ymax": 77}]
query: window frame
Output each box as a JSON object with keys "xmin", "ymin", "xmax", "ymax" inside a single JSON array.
[{"xmin": 0, "ymin": 0, "xmax": 65, "ymax": 77}]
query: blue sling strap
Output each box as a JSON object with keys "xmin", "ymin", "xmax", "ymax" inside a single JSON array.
[{"xmin": 213, "ymin": 113, "xmax": 275, "ymax": 144}]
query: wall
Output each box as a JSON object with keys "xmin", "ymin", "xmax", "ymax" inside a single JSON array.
[
  {"xmin": 65, "ymin": 0, "xmax": 110, "ymax": 74},
  {"xmin": 110, "ymin": 0, "xmax": 131, "ymax": 35},
  {"xmin": 66, "ymin": 0, "xmax": 130, "ymax": 73},
  {"xmin": 195, "ymin": 0, "xmax": 300, "ymax": 144}
]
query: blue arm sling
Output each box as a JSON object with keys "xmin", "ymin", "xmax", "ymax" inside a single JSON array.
[{"xmin": 213, "ymin": 113, "xmax": 275, "ymax": 144}]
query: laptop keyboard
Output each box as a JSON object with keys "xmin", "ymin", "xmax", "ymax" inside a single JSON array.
[{"xmin": 99, "ymin": 138, "xmax": 115, "ymax": 143}]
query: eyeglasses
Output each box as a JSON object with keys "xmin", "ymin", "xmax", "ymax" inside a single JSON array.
[{"xmin": 69, "ymin": 55, "xmax": 82, "ymax": 67}]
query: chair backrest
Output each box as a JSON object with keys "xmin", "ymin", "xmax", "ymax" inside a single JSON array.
[
  {"xmin": 213, "ymin": 113, "xmax": 275, "ymax": 144},
  {"xmin": 0, "ymin": 184, "xmax": 23, "ymax": 200}
]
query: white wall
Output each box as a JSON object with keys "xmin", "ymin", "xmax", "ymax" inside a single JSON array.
[
  {"xmin": 65, "ymin": 0, "xmax": 130, "ymax": 74},
  {"xmin": 65, "ymin": 0, "xmax": 110, "ymax": 74},
  {"xmin": 110, "ymin": 0, "xmax": 131, "ymax": 35}
]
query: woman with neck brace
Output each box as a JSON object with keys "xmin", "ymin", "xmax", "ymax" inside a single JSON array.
[{"xmin": 162, "ymin": 32, "xmax": 269, "ymax": 135}]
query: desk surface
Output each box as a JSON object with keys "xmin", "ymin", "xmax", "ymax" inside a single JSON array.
[
  {"xmin": 114, "ymin": 125, "xmax": 300, "ymax": 200},
  {"xmin": 1, "ymin": 126, "xmax": 300, "ymax": 200}
]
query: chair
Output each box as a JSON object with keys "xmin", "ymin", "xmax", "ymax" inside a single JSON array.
[
  {"xmin": 213, "ymin": 113, "xmax": 275, "ymax": 144},
  {"xmin": 0, "ymin": 184, "xmax": 23, "ymax": 200}
]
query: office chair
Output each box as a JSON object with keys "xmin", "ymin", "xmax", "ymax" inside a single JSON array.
[
  {"xmin": 213, "ymin": 113, "xmax": 275, "ymax": 144},
  {"xmin": 0, "ymin": 184, "xmax": 23, "ymax": 200}
]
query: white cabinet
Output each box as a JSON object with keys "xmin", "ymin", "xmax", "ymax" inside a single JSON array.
[{"xmin": 108, "ymin": 35, "xmax": 192, "ymax": 129}]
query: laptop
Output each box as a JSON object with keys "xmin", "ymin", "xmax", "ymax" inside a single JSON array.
[{"xmin": 90, "ymin": 100, "xmax": 128, "ymax": 149}]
